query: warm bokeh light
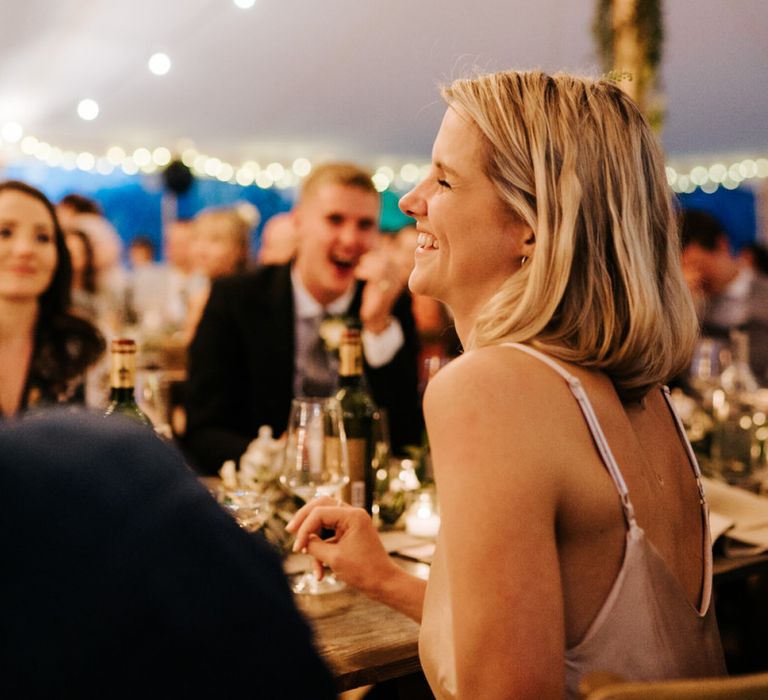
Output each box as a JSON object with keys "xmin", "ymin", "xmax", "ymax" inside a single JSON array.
[
  {"xmin": 152, "ymin": 146, "xmax": 171, "ymax": 166},
  {"xmin": 77, "ymin": 99, "xmax": 99, "ymax": 121},
  {"xmin": 76, "ymin": 152, "xmax": 96, "ymax": 171},
  {"xmin": 292, "ymin": 157, "xmax": 311, "ymax": 177},
  {"xmin": 148, "ymin": 52, "xmax": 172, "ymax": 76},
  {"xmin": 1, "ymin": 121, "xmax": 23, "ymax": 142}
]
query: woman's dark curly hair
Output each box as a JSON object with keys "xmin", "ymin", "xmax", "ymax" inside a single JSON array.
[{"xmin": 0, "ymin": 180, "xmax": 105, "ymax": 399}]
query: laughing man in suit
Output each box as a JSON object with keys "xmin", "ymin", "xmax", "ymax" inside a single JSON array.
[{"xmin": 184, "ymin": 162, "xmax": 422, "ymax": 475}]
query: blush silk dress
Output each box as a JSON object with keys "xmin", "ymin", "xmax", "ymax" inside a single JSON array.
[{"xmin": 418, "ymin": 343, "xmax": 726, "ymax": 699}]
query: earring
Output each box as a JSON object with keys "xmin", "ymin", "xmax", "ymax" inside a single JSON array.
[{"xmin": 520, "ymin": 255, "xmax": 528, "ymax": 266}]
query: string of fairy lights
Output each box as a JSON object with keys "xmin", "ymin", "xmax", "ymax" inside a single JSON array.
[
  {"xmin": 1, "ymin": 0, "xmax": 765, "ymax": 196},
  {"xmin": 1, "ymin": 120, "xmax": 766, "ymax": 196}
]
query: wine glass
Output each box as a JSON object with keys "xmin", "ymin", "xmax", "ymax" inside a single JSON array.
[{"xmin": 280, "ymin": 397, "xmax": 349, "ymax": 594}]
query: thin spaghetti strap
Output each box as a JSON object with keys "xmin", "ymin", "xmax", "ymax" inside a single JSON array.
[
  {"xmin": 659, "ymin": 386, "xmax": 707, "ymax": 505},
  {"xmin": 501, "ymin": 343, "xmax": 638, "ymax": 528}
]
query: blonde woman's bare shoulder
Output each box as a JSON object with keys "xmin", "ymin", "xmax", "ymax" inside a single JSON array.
[{"xmin": 424, "ymin": 344, "xmax": 577, "ymax": 426}]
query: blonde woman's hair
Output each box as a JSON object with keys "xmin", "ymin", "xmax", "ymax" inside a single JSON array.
[{"xmin": 443, "ymin": 71, "xmax": 697, "ymax": 400}]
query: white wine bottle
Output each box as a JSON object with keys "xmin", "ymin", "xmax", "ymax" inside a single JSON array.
[
  {"xmin": 335, "ymin": 320, "xmax": 377, "ymax": 512},
  {"xmin": 104, "ymin": 339, "xmax": 153, "ymax": 428}
]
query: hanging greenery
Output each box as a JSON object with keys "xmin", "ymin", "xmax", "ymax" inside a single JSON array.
[{"xmin": 593, "ymin": 0, "xmax": 665, "ymax": 131}]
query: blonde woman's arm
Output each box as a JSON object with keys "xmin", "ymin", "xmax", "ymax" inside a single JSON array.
[{"xmin": 423, "ymin": 347, "xmax": 568, "ymax": 700}]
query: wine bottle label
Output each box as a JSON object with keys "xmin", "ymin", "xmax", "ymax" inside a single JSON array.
[
  {"xmin": 110, "ymin": 351, "xmax": 136, "ymax": 389},
  {"xmin": 339, "ymin": 342, "xmax": 363, "ymax": 377},
  {"xmin": 342, "ymin": 437, "xmax": 367, "ymax": 507},
  {"xmin": 351, "ymin": 482, "xmax": 366, "ymax": 509}
]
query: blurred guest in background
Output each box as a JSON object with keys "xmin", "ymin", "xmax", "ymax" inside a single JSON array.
[
  {"xmin": 182, "ymin": 204, "xmax": 257, "ymax": 343},
  {"xmin": 680, "ymin": 209, "xmax": 768, "ymax": 382},
  {"xmin": 185, "ymin": 162, "xmax": 422, "ymax": 474},
  {"xmin": 289, "ymin": 71, "xmax": 725, "ymax": 698},
  {"xmin": 64, "ymin": 227, "xmax": 100, "ymax": 321},
  {"xmin": 189, "ymin": 205, "xmax": 254, "ymax": 279},
  {"xmin": 127, "ymin": 234, "xmax": 156, "ymax": 269},
  {"xmin": 56, "ymin": 193, "xmax": 126, "ymax": 299},
  {"xmin": 0, "ymin": 181, "xmax": 104, "ymax": 417},
  {"xmin": 258, "ymin": 211, "xmax": 299, "ymax": 265},
  {"xmin": 0, "ymin": 410, "xmax": 335, "ymax": 699},
  {"xmin": 164, "ymin": 218, "xmax": 196, "ymax": 276},
  {"xmin": 739, "ymin": 241, "xmax": 768, "ymax": 276}
]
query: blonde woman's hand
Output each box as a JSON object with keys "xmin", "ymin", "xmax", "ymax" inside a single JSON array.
[{"xmin": 286, "ymin": 496, "xmax": 399, "ymax": 596}]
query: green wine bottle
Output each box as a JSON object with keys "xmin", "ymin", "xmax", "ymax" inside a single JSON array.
[
  {"xmin": 336, "ymin": 320, "xmax": 377, "ymax": 512},
  {"xmin": 104, "ymin": 338, "xmax": 153, "ymax": 428}
]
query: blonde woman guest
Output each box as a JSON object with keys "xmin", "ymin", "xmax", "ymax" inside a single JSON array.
[
  {"xmin": 183, "ymin": 205, "xmax": 256, "ymax": 343},
  {"xmin": 288, "ymin": 71, "xmax": 725, "ymax": 699}
]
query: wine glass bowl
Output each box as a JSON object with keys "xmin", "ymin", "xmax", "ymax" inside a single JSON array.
[{"xmin": 280, "ymin": 397, "xmax": 349, "ymax": 594}]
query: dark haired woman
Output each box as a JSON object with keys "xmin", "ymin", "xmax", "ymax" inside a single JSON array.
[
  {"xmin": 64, "ymin": 227, "xmax": 101, "ymax": 322},
  {"xmin": 0, "ymin": 180, "xmax": 104, "ymax": 416}
]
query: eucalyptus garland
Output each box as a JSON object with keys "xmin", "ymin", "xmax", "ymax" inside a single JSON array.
[{"xmin": 592, "ymin": 0, "xmax": 665, "ymax": 130}]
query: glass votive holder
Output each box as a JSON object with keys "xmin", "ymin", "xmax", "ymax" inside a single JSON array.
[
  {"xmin": 404, "ymin": 488, "xmax": 441, "ymax": 538},
  {"xmin": 216, "ymin": 488, "xmax": 271, "ymax": 533}
]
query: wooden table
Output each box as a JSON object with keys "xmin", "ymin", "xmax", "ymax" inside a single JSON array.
[
  {"xmin": 290, "ymin": 548, "xmax": 768, "ymax": 692},
  {"xmin": 291, "ymin": 558, "xmax": 428, "ymax": 692}
]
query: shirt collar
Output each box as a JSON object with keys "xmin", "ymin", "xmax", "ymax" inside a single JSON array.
[{"xmin": 290, "ymin": 265, "xmax": 355, "ymax": 319}]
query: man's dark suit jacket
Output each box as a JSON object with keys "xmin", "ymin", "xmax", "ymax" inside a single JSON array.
[
  {"xmin": 0, "ymin": 409, "xmax": 335, "ymax": 699},
  {"xmin": 185, "ymin": 263, "xmax": 423, "ymax": 475}
]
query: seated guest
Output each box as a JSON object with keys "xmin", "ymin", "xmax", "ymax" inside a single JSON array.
[
  {"xmin": 64, "ymin": 227, "xmax": 101, "ymax": 322},
  {"xmin": 288, "ymin": 71, "xmax": 726, "ymax": 698},
  {"xmin": 190, "ymin": 205, "xmax": 255, "ymax": 279},
  {"xmin": 0, "ymin": 409, "xmax": 335, "ymax": 699},
  {"xmin": 56, "ymin": 192, "xmax": 126, "ymax": 304},
  {"xmin": 0, "ymin": 180, "xmax": 104, "ymax": 417},
  {"xmin": 182, "ymin": 205, "xmax": 257, "ymax": 343},
  {"xmin": 680, "ymin": 209, "xmax": 768, "ymax": 383},
  {"xmin": 258, "ymin": 211, "xmax": 299, "ymax": 265},
  {"xmin": 127, "ymin": 234, "xmax": 156, "ymax": 268},
  {"xmin": 185, "ymin": 162, "xmax": 422, "ymax": 474}
]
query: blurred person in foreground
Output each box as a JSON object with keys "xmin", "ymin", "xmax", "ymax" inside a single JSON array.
[
  {"xmin": 0, "ymin": 409, "xmax": 335, "ymax": 699},
  {"xmin": 0, "ymin": 181, "xmax": 104, "ymax": 418},
  {"xmin": 185, "ymin": 162, "xmax": 422, "ymax": 474},
  {"xmin": 680, "ymin": 209, "xmax": 768, "ymax": 382},
  {"xmin": 288, "ymin": 71, "xmax": 726, "ymax": 699}
]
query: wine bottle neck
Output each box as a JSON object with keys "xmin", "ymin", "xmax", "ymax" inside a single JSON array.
[
  {"xmin": 109, "ymin": 387, "xmax": 138, "ymax": 404},
  {"xmin": 338, "ymin": 374, "xmax": 363, "ymax": 389}
]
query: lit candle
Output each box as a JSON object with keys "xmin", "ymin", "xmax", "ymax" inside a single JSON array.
[{"xmin": 405, "ymin": 499, "xmax": 441, "ymax": 538}]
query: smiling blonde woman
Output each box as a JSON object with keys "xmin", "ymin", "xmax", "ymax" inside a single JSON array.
[{"xmin": 291, "ymin": 70, "xmax": 725, "ymax": 699}]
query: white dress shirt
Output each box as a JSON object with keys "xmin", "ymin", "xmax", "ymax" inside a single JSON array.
[{"xmin": 290, "ymin": 266, "xmax": 404, "ymax": 397}]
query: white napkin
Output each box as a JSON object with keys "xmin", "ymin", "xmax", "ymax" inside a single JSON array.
[{"xmin": 702, "ymin": 476, "xmax": 768, "ymax": 553}]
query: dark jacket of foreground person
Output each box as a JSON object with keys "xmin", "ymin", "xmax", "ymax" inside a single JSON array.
[{"xmin": 0, "ymin": 409, "xmax": 335, "ymax": 700}]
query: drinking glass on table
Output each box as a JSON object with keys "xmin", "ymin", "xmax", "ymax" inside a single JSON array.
[{"xmin": 280, "ymin": 397, "xmax": 349, "ymax": 594}]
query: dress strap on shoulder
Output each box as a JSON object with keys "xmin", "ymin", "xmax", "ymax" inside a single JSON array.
[
  {"xmin": 660, "ymin": 386, "xmax": 707, "ymax": 504},
  {"xmin": 501, "ymin": 343, "xmax": 638, "ymax": 528}
]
